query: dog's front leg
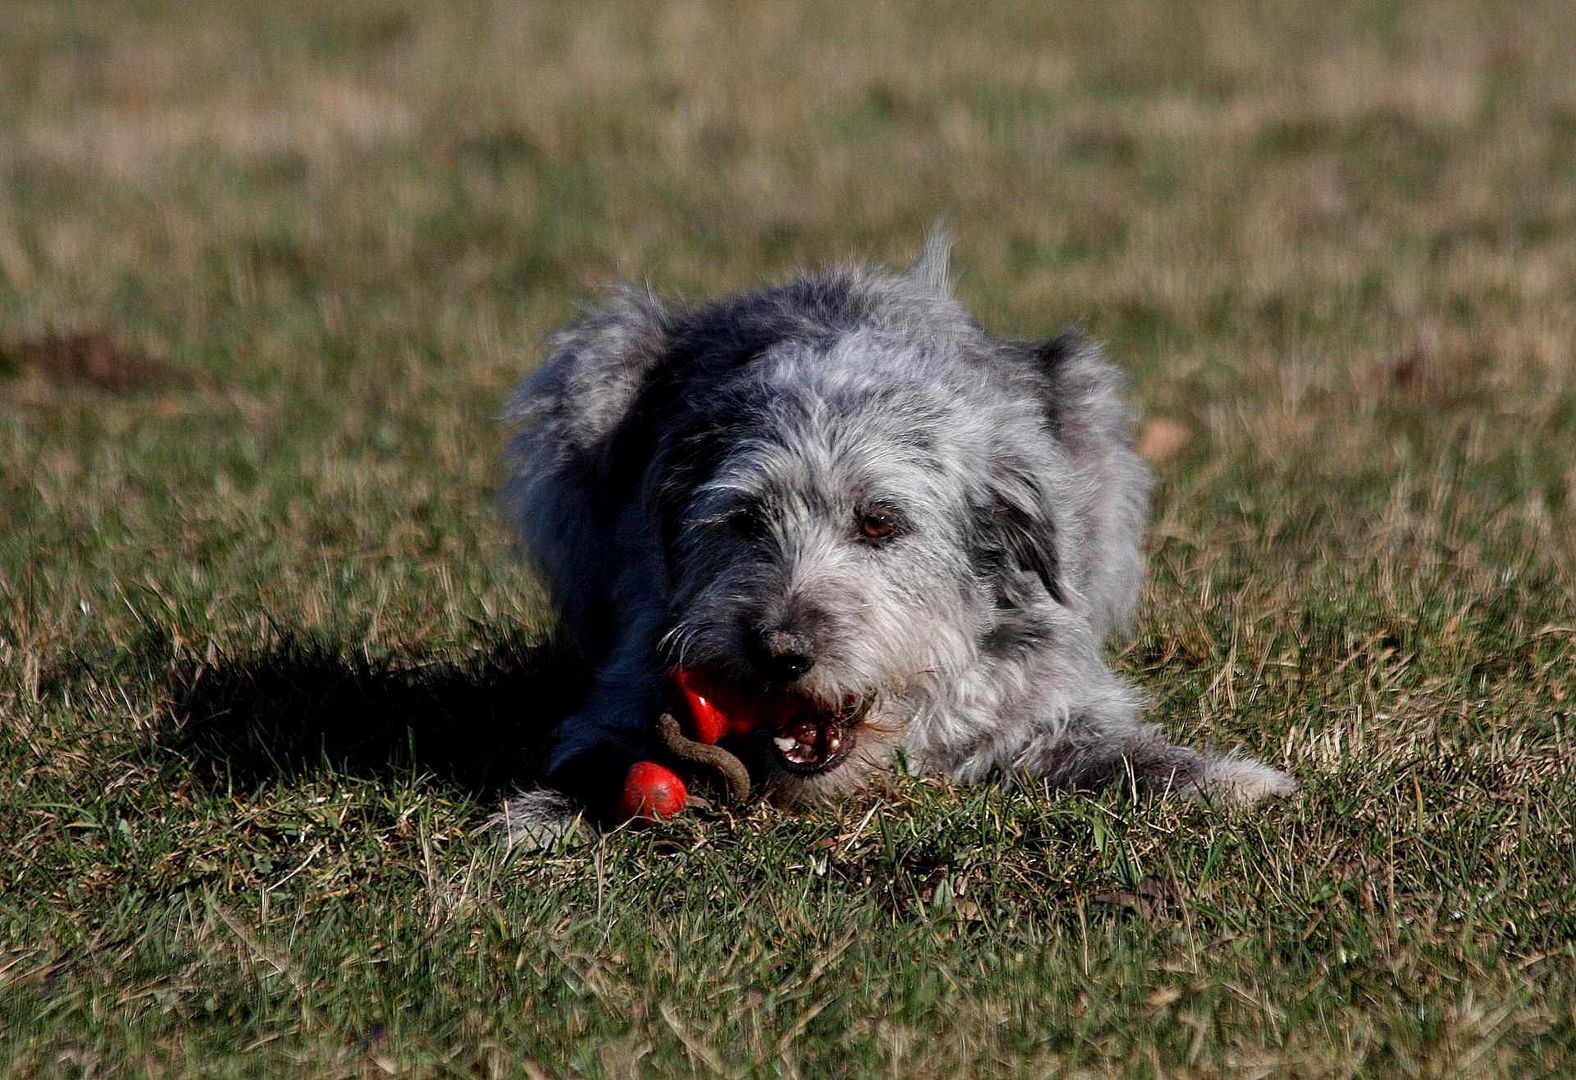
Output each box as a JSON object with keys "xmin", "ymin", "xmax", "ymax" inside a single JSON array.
[{"xmin": 494, "ymin": 617, "xmax": 666, "ymax": 847}]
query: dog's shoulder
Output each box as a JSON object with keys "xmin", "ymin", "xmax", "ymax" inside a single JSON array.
[{"xmin": 968, "ymin": 328, "xmax": 1143, "ymax": 467}]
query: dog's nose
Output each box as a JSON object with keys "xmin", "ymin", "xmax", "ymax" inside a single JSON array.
[{"xmin": 748, "ymin": 627, "xmax": 817, "ymax": 682}]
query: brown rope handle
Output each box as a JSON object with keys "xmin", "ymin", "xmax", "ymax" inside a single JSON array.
[{"xmin": 657, "ymin": 712, "xmax": 751, "ymax": 804}]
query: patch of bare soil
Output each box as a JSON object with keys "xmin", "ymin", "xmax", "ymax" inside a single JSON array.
[{"xmin": 0, "ymin": 330, "xmax": 189, "ymax": 393}]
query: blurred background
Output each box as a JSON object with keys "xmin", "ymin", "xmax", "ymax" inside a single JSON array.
[{"xmin": 4, "ymin": 0, "xmax": 1573, "ymax": 641}]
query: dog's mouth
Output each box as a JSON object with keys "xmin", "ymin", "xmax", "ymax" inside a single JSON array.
[
  {"xmin": 768, "ymin": 694, "xmax": 868, "ymax": 775},
  {"xmin": 668, "ymin": 667, "xmax": 870, "ymax": 777}
]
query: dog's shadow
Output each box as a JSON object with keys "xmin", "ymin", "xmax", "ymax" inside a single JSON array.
[{"xmin": 163, "ymin": 628, "xmax": 589, "ymax": 800}]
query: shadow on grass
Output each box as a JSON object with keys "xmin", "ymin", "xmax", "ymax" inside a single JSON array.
[{"xmin": 162, "ymin": 628, "xmax": 590, "ymax": 800}]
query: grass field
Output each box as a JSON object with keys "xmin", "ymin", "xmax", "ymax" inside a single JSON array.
[{"xmin": 3, "ymin": 0, "xmax": 1575, "ymax": 1075}]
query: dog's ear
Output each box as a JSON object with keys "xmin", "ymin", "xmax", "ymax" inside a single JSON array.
[
  {"xmin": 904, "ymin": 223, "xmax": 954, "ymax": 297},
  {"xmin": 973, "ymin": 452, "xmax": 1067, "ymax": 606}
]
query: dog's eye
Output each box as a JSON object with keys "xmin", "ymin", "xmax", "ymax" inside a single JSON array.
[{"xmin": 855, "ymin": 507, "xmax": 900, "ymax": 542}]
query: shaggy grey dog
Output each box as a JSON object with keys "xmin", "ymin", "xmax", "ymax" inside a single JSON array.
[{"xmin": 497, "ymin": 235, "xmax": 1293, "ymax": 843}]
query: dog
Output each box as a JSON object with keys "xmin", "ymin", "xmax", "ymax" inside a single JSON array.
[{"xmin": 496, "ymin": 233, "xmax": 1294, "ymax": 844}]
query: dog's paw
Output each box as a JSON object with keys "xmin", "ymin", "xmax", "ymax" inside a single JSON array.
[
  {"xmin": 1198, "ymin": 751, "xmax": 1298, "ymax": 805},
  {"xmin": 490, "ymin": 787, "xmax": 588, "ymax": 850}
]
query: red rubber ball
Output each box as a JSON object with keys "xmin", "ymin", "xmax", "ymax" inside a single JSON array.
[{"xmin": 618, "ymin": 761, "xmax": 688, "ymax": 821}]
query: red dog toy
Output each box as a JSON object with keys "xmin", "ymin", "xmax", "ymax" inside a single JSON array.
[
  {"xmin": 670, "ymin": 666, "xmax": 765, "ymax": 743},
  {"xmin": 617, "ymin": 761, "xmax": 688, "ymax": 820},
  {"xmin": 616, "ymin": 668, "xmax": 761, "ymax": 821}
]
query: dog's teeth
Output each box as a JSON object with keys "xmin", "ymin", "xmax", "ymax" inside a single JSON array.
[
  {"xmin": 774, "ymin": 736, "xmax": 797, "ymax": 752},
  {"xmin": 826, "ymin": 732, "xmax": 842, "ymax": 752}
]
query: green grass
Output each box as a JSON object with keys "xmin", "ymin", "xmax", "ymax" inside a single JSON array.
[{"xmin": 3, "ymin": 0, "xmax": 1575, "ymax": 1075}]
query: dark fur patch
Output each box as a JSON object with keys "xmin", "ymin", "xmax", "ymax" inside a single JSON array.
[
  {"xmin": 971, "ymin": 453, "xmax": 1066, "ymax": 607},
  {"xmin": 969, "ymin": 328, "xmax": 1087, "ymax": 443},
  {"xmin": 979, "ymin": 595, "xmax": 1053, "ymax": 658}
]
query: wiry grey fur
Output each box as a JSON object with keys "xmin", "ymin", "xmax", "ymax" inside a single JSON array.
[{"xmin": 496, "ymin": 235, "xmax": 1293, "ymax": 844}]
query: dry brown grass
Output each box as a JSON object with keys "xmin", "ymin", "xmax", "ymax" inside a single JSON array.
[{"xmin": 3, "ymin": 1, "xmax": 1575, "ymax": 1075}]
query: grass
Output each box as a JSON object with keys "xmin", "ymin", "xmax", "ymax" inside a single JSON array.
[{"xmin": 3, "ymin": 0, "xmax": 1575, "ymax": 1075}]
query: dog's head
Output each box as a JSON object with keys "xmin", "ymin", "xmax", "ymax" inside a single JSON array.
[{"xmin": 649, "ymin": 325, "xmax": 1074, "ymax": 802}]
